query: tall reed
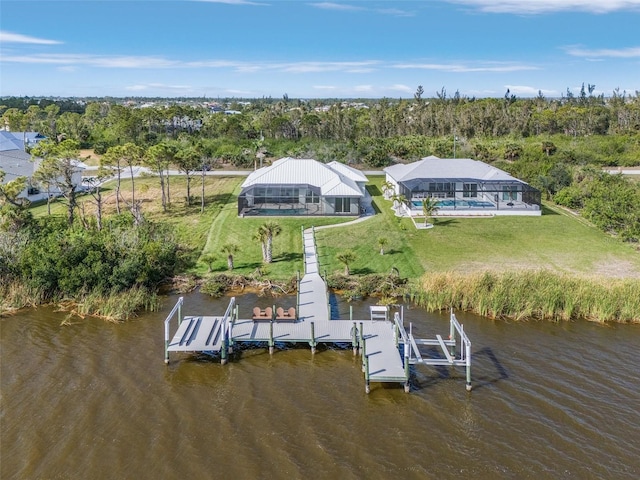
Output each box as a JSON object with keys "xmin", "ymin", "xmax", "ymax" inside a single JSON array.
[
  {"xmin": 75, "ymin": 287, "xmax": 159, "ymax": 322},
  {"xmin": 410, "ymin": 270, "xmax": 640, "ymax": 323}
]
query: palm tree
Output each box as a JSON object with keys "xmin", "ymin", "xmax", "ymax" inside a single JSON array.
[
  {"xmin": 390, "ymin": 193, "xmax": 409, "ymax": 216},
  {"xmin": 421, "ymin": 197, "xmax": 439, "ymax": 226},
  {"xmin": 377, "ymin": 237, "xmax": 389, "ymax": 255},
  {"xmin": 221, "ymin": 243, "xmax": 239, "ymax": 271},
  {"xmin": 336, "ymin": 250, "xmax": 356, "ymax": 275},
  {"xmin": 381, "ymin": 180, "xmax": 395, "ymax": 199},
  {"xmin": 201, "ymin": 254, "xmax": 217, "ymax": 273},
  {"xmin": 253, "ymin": 229, "xmax": 268, "ymax": 263},
  {"xmin": 256, "ymin": 221, "xmax": 282, "ymax": 263}
]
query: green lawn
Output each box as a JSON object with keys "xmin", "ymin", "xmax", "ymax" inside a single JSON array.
[
  {"xmin": 30, "ymin": 174, "xmax": 640, "ymax": 281},
  {"xmin": 315, "ymin": 176, "xmax": 640, "ymax": 279}
]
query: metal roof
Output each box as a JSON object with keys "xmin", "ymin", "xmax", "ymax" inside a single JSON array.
[
  {"xmin": 0, "ymin": 131, "xmax": 26, "ymax": 152},
  {"xmin": 241, "ymin": 157, "xmax": 365, "ymax": 197},
  {"xmin": 0, "ymin": 149, "xmax": 36, "ymax": 182},
  {"xmin": 384, "ymin": 156, "xmax": 527, "ymax": 184},
  {"xmin": 326, "ymin": 161, "xmax": 368, "ymax": 183}
]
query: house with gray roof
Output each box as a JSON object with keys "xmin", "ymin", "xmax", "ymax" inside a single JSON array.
[
  {"xmin": 238, "ymin": 157, "xmax": 367, "ymax": 216},
  {"xmin": 0, "ymin": 131, "xmax": 83, "ymax": 202},
  {"xmin": 384, "ymin": 156, "xmax": 541, "ymax": 216}
]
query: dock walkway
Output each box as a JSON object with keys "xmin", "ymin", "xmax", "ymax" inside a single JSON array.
[{"xmin": 165, "ymin": 227, "xmax": 471, "ymax": 393}]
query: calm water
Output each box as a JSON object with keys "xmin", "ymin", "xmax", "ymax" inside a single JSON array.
[{"xmin": 1, "ymin": 292, "xmax": 639, "ymax": 480}]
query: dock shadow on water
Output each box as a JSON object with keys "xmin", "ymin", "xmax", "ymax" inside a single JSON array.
[{"xmin": 2, "ymin": 291, "xmax": 639, "ymax": 479}]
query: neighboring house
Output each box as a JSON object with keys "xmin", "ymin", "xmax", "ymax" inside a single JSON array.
[
  {"xmin": 238, "ymin": 157, "xmax": 367, "ymax": 216},
  {"xmin": 384, "ymin": 156, "xmax": 541, "ymax": 216},
  {"xmin": 0, "ymin": 131, "xmax": 83, "ymax": 202}
]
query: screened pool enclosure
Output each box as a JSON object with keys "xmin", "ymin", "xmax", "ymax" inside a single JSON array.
[
  {"xmin": 238, "ymin": 184, "xmax": 361, "ymax": 216},
  {"xmin": 238, "ymin": 157, "xmax": 366, "ymax": 217}
]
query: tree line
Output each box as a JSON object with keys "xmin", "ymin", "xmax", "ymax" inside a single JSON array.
[{"xmin": 1, "ymin": 86, "xmax": 638, "ymax": 322}]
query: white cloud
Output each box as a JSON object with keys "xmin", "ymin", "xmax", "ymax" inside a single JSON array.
[
  {"xmin": 126, "ymin": 83, "xmax": 194, "ymax": 93},
  {"xmin": 354, "ymin": 85, "xmax": 374, "ymax": 92},
  {"xmin": 389, "ymin": 84, "xmax": 413, "ymax": 93},
  {"xmin": 376, "ymin": 8, "xmax": 415, "ymax": 17},
  {"xmin": 0, "ymin": 30, "xmax": 62, "ymax": 45},
  {"xmin": 446, "ymin": 0, "xmax": 640, "ymax": 14},
  {"xmin": 310, "ymin": 2, "xmax": 413, "ymax": 16},
  {"xmin": 2, "ymin": 53, "xmax": 180, "ymax": 68},
  {"xmin": 564, "ymin": 46, "xmax": 640, "ymax": 58},
  {"xmin": 393, "ymin": 62, "xmax": 538, "ymax": 73},
  {"xmin": 1, "ymin": 53, "xmax": 382, "ymax": 75},
  {"xmin": 310, "ymin": 2, "xmax": 363, "ymax": 11},
  {"xmin": 504, "ymin": 85, "xmax": 557, "ymax": 96},
  {"xmin": 193, "ymin": 0, "xmax": 269, "ymax": 5},
  {"xmin": 279, "ymin": 61, "xmax": 379, "ymax": 73}
]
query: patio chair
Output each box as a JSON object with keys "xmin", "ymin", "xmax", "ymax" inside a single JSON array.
[
  {"xmin": 275, "ymin": 307, "xmax": 296, "ymax": 322},
  {"xmin": 252, "ymin": 306, "xmax": 273, "ymax": 322}
]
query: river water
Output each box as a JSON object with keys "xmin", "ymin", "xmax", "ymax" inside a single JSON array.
[{"xmin": 1, "ymin": 292, "xmax": 639, "ymax": 480}]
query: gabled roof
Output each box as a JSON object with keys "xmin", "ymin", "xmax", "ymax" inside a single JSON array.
[
  {"xmin": 0, "ymin": 149, "xmax": 35, "ymax": 182},
  {"xmin": 241, "ymin": 157, "xmax": 365, "ymax": 197},
  {"xmin": 326, "ymin": 161, "xmax": 368, "ymax": 183},
  {"xmin": 384, "ymin": 156, "xmax": 526, "ymax": 184},
  {"xmin": 0, "ymin": 131, "xmax": 26, "ymax": 152},
  {"xmin": 0, "ymin": 132, "xmax": 46, "ymax": 152}
]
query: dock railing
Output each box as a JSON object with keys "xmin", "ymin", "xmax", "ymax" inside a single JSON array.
[
  {"xmin": 398, "ymin": 309, "xmax": 473, "ymax": 392},
  {"xmin": 220, "ymin": 296, "xmax": 236, "ymax": 365},
  {"xmin": 450, "ymin": 310, "xmax": 472, "ymax": 391},
  {"xmin": 164, "ymin": 296, "xmax": 184, "ymax": 364},
  {"xmin": 393, "ymin": 312, "xmax": 412, "ymax": 390}
]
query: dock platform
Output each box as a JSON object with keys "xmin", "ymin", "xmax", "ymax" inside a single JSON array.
[{"xmin": 164, "ymin": 227, "xmax": 472, "ymax": 393}]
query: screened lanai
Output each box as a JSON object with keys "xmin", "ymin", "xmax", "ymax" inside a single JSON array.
[
  {"xmin": 238, "ymin": 157, "xmax": 366, "ymax": 217},
  {"xmin": 384, "ymin": 156, "xmax": 541, "ymax": 216}
]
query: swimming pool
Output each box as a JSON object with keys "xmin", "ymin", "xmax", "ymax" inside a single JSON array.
[
  {"xmin": 251, "ymin": 208, "xmax": 309, "ymax": 216},
  {"xmin": 411, "ymin": 199, "xmax": 495, "ymax": 209}
]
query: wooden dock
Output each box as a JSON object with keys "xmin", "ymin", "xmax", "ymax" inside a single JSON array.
[{"xmin": 165, "ymin": 227, "xmax": 472, "ymax": 393}]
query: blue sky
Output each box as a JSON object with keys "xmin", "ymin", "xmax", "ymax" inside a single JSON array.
[{"xmin": 1, "ymin": 0, "xmax": 639, "ymax": 99}]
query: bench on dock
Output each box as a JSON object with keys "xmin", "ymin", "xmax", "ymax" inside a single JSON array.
[
  {"xmin": 275, "ymin": 307, "xmax": 296, "ymax": 322},
  {"xmin": 252, "ymin": 307, "xmax": 273, "ymax": 322}
]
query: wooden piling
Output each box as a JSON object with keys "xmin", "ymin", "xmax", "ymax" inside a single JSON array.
[{"xmin": 310, "ymin": 321, "xmax": 316, "ymax": 354}]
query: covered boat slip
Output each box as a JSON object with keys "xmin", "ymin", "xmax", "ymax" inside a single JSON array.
[{"xmin": 164, "ymin": 227, "xmax": 472, "ymax": 393}]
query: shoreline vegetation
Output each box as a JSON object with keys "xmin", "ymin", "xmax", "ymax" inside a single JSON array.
[
  {"xmin": 2, "ymin": 174, "xmax": 640, "ymax": 323},
  {"xmin": 412, "ymin": 271, "xmax": 640, "ymax": 324},
  {"xmin": 1, "ymin": 113, "xmax": 639, "ymax": 323}
]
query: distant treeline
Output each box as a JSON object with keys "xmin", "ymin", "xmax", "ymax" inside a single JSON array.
[{"xmin": 2, "ymin": 89, "xmax": 639, "ymax": 242}]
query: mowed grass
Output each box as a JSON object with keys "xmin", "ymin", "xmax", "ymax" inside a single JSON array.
[
  {"xmin": 200, "ymin": 182, "xmax": 353, "ymax": 279},
  {"xmin": 30, "ymin": 174, "xmax": 640, "ymax": 280},
  {"xmin": 316, "ymin": 176, "xmax": 640, "ymax": 279}
]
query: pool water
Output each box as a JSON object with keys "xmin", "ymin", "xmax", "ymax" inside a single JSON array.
[
  {"xmin": 412, "ymin": 199, "xmax": 495, "ymax": 209},
  {"xmin": 254, "ymin": 208, "xmax": 308, "ymax": 215}
]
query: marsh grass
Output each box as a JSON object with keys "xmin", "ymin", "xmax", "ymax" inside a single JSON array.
[
  {"xmin": 412, "ymin": 270, "xmax": 640, "ymax": 323},
  {"xmin": 0, "ymin": 283, "xmax": 46, "ymax": 315},
  {"xmin": 74, "ymin": 287, "xmax": 159, "ymax": 322}
]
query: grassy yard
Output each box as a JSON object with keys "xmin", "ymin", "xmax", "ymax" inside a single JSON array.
[
  {"xmin": 30, "ymin": 174, "xmax": 640, "ymax": 281},
  {"xmin": 315, "ymin": 176, "xmax": 640, "ymax": 279}
]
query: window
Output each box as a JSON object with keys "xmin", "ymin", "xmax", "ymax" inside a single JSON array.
[
  {"xmin": 502, "ymin": 186, "xmax": 518, "ymax": 201},
  {"xmin": 463, "ymin": 183, "xmax": 478, "ymax": 198},
  {"xmin": 335, "ymin": 198, "xmax": 350, "ymax": 213},
  {"xmin": 305, "ymin": 189, "xmax": 319, "ymax": 204},
  {"xmin": 428, "ymin": 182, "xmax": 454, "ymax": 198}
]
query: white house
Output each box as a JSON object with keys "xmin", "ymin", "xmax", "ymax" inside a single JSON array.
[
  {"xmin": 384, "ymin": 156, "xmax": 541, "ymax": 216},
  {"xmin": 0, "ymin": 131, "xmax": 84, "ymax": 202},
  {"xmin": 238, "ymin": 157, "xmax": 367, "ymax": 216}
]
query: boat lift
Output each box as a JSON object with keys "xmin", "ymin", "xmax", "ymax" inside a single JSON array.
[{"xmin": 391, "ymin": 308, "xmax": 472, "ymax": 392}]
